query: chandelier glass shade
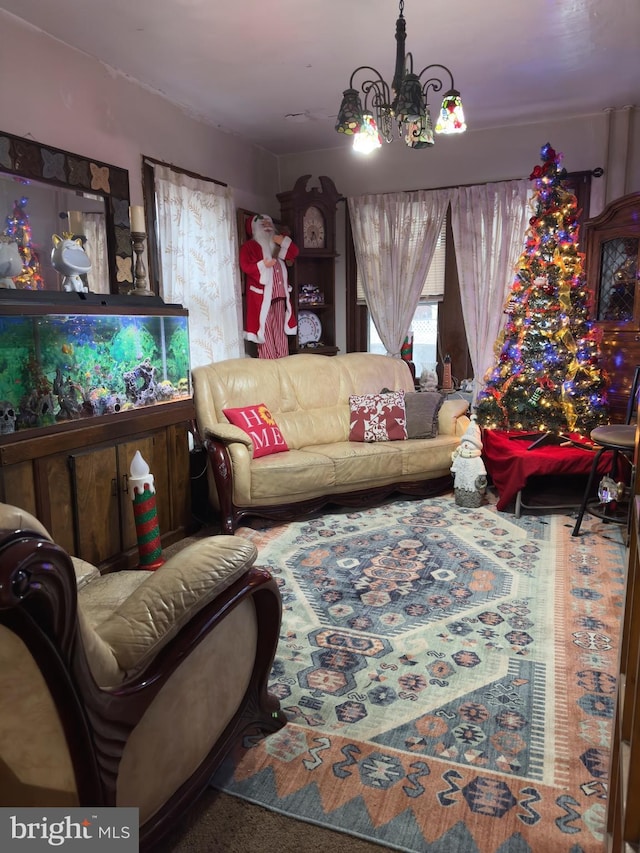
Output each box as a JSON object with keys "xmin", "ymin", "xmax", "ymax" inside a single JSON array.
[{"xmin": 335, "ymin": 0, "xmax": 466, "ymax": 152}]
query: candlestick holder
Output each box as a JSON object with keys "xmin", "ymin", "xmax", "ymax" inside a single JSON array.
[{"xmin": 128, "ymin": 231, "xmax": 155, "ymax": 297}]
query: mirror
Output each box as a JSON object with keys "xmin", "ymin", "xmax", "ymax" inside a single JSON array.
[{"xmin": 0, "ymin": 130, "xmax": 132, "ymax": 294}]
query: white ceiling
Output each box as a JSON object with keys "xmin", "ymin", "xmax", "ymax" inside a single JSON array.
[{"xmin": 1, "ymin": 0, "xmax": 639, "ymax": 157}]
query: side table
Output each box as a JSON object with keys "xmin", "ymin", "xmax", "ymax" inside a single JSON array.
[{"xmin": 482, "ymin": 429, "xmax": 612, "ymax": 516}]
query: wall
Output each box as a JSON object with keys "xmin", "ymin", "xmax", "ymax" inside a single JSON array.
[
  {"xmin": 0, "ymin": 12, "xmax": 280, "ymax": 215},
  {"xmin": 278, "ymin": 107, "xmax": 640, "ymax": 214},
  {"xmin": 278, "ymin": 106, "xmax": 639, "ymax": 355},
  {"xmin": 2, "ymin": 11, "xmax": 637, "ymax": 359}
]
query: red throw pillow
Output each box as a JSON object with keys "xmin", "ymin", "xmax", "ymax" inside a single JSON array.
[
  {"xmin": 349, "ymin": 391, "xmax": 407, "ymax": 442},
  {"xmin": 222, "ymin": 404, "xmax": 289, "ymax": 458}
]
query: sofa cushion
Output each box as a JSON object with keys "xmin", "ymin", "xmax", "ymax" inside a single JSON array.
[
  {"xmin": 349, "ymin": 391, "xmax": 407, "ymax": 442},
  {"xmin": 222, "ymin": 404, "xmax": 289, "ymax": 458},
  {"xmin": 404, "ymin": 391, "xmax": 446, "ymax": 439}
]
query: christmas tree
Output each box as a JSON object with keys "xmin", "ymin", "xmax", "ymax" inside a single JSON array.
[
  {"xmin": 474, "ymin": 142, "xmax": 609, "ymax": 436},
  {"xmin": 4, "ymin": 195, "xmax": 45, "ymax": 289}
]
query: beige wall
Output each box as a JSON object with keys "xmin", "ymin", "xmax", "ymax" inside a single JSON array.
[
  {"xmin": 6, "ymin": 8, "xmax": 636, "ymax": 219},
  {"xmin": 278, "ymin": 107, "xmax": 639, "ymax": 355},
  {"xmin": 0, "ymin": 12, "xmax": 280, "ymax": 216},
  {"xmin": 1, "ymin": 11, "xmax": 638, "ymax": 357},
  {"xmin": 278, "ymin": 107, "xmax": 640, "ymax": 216}
]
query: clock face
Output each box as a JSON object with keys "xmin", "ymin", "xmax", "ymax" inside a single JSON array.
[{"xmin": 303, "ymin": 206, "xmax": 326, "ymax": 249}]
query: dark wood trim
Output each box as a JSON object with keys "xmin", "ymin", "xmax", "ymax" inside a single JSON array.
[
  {"xmin": 143, "ymin": 156, "xmax": 227, "ymax": 188},
  {"xmin": 0, "ymin": 528, "xmax": 285, "ymax": 850},
  {"xmin": 0, "ymin": 129, "xmax": 132, "ymax": 294},
  {"xmin": 204, "ymin": 434, "xmax": 453, "ymax": 533},
  {"xmin": 0, "ymin": 399, "xmax": 195, "ymax": 466},
  {"xmin": 345, "ymin": 204, "xmax": 368, "ymax": 353},
  {"xmin": 437, "ymin": 210, "xmax": 472, "ymax": 386}
]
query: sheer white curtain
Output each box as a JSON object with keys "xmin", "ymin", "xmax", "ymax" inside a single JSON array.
[
  {"xmin": 348, "ymin": 189, "xmax": 452, "ymax": 357},
  {"xmin": 153, "ymin": 164, "xmax": 243, "ymax": 369},
  {"xmin": 82, "ymin": 213, "xmax": 108, "ymax": 294},
  {"xmin": 450, "ymin": 180, "xmax": 532, "ymax": 399}
]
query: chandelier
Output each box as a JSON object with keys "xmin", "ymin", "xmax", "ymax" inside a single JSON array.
[{"xmin": 335, "ymin": 0, "xmax": 466, "ymax": 153}]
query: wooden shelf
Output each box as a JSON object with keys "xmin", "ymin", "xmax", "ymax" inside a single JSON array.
[{"xmin": 278, "ymin": 175, "xmax": 342, "ymax": 357}]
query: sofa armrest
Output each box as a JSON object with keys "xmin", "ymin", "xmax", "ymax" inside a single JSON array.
[
  {"xmin": 439, "ymin": 399, "xmax": 470, "ymax": 436},
  {"xmin": 95, "ymin": 536, "xmax": 258, "ymax": 674},
  {"xmin": 205, "ymin": 423, "xmax": 253, "ymax": 448}
]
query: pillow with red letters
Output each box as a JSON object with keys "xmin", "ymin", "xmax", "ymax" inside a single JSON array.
[
  {"xmin": 222, "ymin": 403, "xmax": 289, "ymax": 458},
  {"xmin": 348, "ymin": 390, "xmax": 407, "ymax": 442}
]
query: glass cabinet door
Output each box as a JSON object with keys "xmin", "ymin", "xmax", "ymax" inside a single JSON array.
[
  {"xmin": 585, "ymin": 192, "xmax": 640, "ymax": 422},
  {"xmin": 596, "ymin": 236, "xmax": 639, "ymax": 323}
]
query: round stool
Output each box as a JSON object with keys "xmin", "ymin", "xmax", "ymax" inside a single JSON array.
[{"xmin": 571, "ymin": 424, "xmax": 636, "ymax": 537}]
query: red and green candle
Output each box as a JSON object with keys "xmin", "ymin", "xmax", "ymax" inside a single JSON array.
[{"xmin": 129, "ymin": 450, "xmax": 165, "ymax": 570}]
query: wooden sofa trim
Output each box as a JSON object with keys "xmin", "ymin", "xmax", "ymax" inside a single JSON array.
[
  {"xmin": 207, "ymin": 436, "xmax": 452, "ymax": 533},
  {"xmin": 0, "ymin": 528, "xmax": 286, "ymax": 851}
]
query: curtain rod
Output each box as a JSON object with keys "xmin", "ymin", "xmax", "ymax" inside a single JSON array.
[
  {"xmin": 412, "ymin": 167, "xmax": 603, "ymax": 194},
  {"xmin": 143, "ymin": 156, "xmax": 227, "ymax": 187}
]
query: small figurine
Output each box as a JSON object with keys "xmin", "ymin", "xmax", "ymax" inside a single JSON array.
[
  {"xmin": 450, "ymin": 416, "xmax": 488, "ymax": 507},
  {"xmin": 51, "ymin": 233, "xmax": 91, "ymax": 292},
  {"xmin": 420, "ymin": 363, "xmax": 439, "ymax": 392},
  {"xmin": 0, "ymin": 236, "xmax": 22, "ymax": 289}
]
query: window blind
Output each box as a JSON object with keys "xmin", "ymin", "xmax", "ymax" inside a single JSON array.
[{"xmin": 356, "ymin": 216, "xmax": 447, "ymax": 304}]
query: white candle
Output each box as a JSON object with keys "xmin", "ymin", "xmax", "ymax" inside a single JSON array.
[
  {"xmin": 68, "ymin": 210, "xmax": 84, "ymax": 234},
  {"xmin": 129, "ymin": 450, "xmax": 155, "ymax": 498},
  {"xmin": 130, "ymin": 205, "xmax": 146, "ymax": 234}
]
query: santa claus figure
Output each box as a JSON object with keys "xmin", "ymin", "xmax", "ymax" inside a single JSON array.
[{"xmin": 240, "ymin": 214, "xmax": 299, "ymax": 359}]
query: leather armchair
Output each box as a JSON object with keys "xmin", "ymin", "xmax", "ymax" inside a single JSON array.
[{"xmin": 0, "ymin": 503, "xmax": 284, "ymax": 849}]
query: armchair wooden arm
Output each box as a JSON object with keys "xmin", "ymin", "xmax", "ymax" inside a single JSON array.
[{"xmin": 0, "ymin": 520, "xmax": 285, "ymax": 850}]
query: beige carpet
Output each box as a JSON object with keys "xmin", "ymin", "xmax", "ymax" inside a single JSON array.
[{"xmin": 154, "ymin": 788, "xmax": 387, "ymax": 852}]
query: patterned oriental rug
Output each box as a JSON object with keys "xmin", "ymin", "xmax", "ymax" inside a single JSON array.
[{"xmin": 211, "ymin": 495, "xmax": 626, "ymax": 853}]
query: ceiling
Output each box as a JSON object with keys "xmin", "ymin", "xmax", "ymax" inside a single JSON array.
[{"xmin": 2, "ymin": 0, "xmax": 639, "ymax": 157}]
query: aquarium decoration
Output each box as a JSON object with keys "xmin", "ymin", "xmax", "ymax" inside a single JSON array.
[{"xmin": 0, "ymin": 311, "xmax": 191, "ymax": 433}]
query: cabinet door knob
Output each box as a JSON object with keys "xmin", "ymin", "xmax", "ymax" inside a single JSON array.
[
  {"xmin": 111, "ymin": 477, "xmax": 117, "ymax": 496},
  {"xmin": 122, "ymin": 473, "xmax": 129, "ymax": 494}
]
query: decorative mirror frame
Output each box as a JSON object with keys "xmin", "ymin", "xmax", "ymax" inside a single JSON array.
[{"xmin": 0, "ymin": 130, "xmax": 133, "ymax": 293}]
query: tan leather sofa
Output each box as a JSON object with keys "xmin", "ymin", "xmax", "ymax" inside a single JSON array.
[
  {"xmin": 0, "ymin": 503, "xmax": 284, "ymax": 850},
  {"xmin": 192, "ymin": 352, "xmax": 470, "ymax": 533}
]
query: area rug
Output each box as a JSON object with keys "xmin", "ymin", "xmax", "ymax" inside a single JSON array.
[{"xmin": 211, "ymin": 495, "xmax": 626, "ymax": 853}]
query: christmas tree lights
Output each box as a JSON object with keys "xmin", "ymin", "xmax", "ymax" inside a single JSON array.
[
  {"xmin": 4, "ymin": 195, "xmax": 45, "ymax": 289},
  {"xmin": 474, "ymin": 143, "xmax": 608, "ymax": 437}
]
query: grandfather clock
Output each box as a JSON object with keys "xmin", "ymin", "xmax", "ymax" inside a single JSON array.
[{"xmin": 278, "ymin": 175, "xmax": 342, "ymax": 355}]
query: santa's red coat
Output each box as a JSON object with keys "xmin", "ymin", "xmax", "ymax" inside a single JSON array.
[{"xmin": 240, "ymin": 236, "xmax": 299, "ymax": 344}]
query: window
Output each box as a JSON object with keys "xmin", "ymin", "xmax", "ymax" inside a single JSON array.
[
  {"xmin": 361, "ymin": 216, "xmax": 446, "ymax": 367},
  {"xmin": 368, "ymin": 303, "xmax": 439, "ymax": 370}
]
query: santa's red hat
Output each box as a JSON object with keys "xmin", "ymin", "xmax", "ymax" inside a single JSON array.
[{"xmin": 245, "ymin": 215, "xmax": 257, "ymax": 238}]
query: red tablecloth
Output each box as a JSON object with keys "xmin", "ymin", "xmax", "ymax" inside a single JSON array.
[{"xmin": 482, "ymin": 429, "xmax": 612, "ymax": 511}]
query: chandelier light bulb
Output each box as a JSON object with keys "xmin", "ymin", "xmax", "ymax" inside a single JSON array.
[{"xmin": 335, "ymin": 0, "xmax": 465, "ymax": 152}]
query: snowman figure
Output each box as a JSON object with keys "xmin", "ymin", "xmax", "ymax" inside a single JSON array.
[
  {"xmin": 450, "ymin": 415, "xmax": 487, "ymax": 507},
  {"xmin": 51, "ymin": 233, "xmax": 91, "ymax": 292}
]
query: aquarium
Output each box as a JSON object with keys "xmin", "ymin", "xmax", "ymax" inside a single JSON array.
[{"xmin": 0, "ymin": 306, "xmax": 191, "ymax": 435}]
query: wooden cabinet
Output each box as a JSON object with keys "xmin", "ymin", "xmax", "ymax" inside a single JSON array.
[
  {"xmin": 278, "ymin": 175, "xmax": 342, "ymax": 356},
  {"xmin": 0, "ymin": 401, "xmax": 194, "ymax": 571},
  {"xmin": 584, "ymin": 192, "xmax": 640, "ymax": 422},
  {"xmin": 608, "ymin": 494, "xmax": 640, "ymax": 849},
  {"xmin": 0, "ymin": 293, "xmax": 194, "ymax": 569}
]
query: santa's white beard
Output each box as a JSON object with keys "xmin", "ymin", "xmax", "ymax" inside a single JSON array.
[{"xmin": 254, "ymin": 231, "xmax": 276, "ymax": 258}]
